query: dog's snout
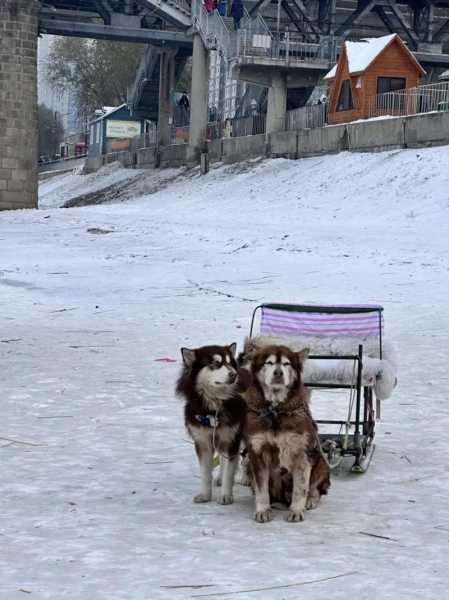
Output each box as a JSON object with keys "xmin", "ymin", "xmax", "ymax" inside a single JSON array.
[
  {"xmin": 227, "ymin": 371, "xmax": 237, "ymax": 383},
  {"xmin": 273, "ymin": 367, "xmax": 283, "ymax": 378}
]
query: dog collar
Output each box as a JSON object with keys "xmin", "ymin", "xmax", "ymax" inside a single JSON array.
[{"xmin": 195, "ymin": 414, "xmax": 219, "ymax": 427}]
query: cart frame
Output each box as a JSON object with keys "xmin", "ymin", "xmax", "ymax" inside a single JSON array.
[{"xmin": 249, "ymin": 303, "xmax": 384, "ymax": 472}]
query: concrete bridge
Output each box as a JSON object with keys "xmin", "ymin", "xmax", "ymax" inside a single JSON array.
[{"xmin": 2, "ymin": 0, "xmax": 449, "ymax": 210}]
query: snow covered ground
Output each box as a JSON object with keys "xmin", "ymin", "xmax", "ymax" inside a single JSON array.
[{"xmin": 2, "ymin": 148, "xmax": 449, "ymax": 599}]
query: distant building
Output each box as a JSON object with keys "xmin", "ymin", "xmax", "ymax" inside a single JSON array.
[
  {"xmin": 324, "ymin": 34, "xmax": 426, "ymax": 124},
  {"xmin": 88, "ymin": 104, "xmax": 145, "ymax": 157}
]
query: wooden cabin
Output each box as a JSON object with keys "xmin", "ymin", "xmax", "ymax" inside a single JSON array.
[{"xmin": 325, "ymin": 34, "xmax": 426, "ymax": 124}]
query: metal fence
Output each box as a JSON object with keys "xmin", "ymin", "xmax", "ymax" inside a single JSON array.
[
  {"xmin": 207, "ymin": 114, "xmax": 266, "ymax": 139},
  {"xmin": 236, "ymin": 25, "xmax": 337, "ymax": 65},
  {"xmin": 129, "ymin": 129, "xmax": 158, "ymax": 151},
  {"xmin": 285, "ymin": 103, "xmax": 328, "ymax": 131},
  {"xmin": 368, "ymin": 81, "xmax": 449, "ymax": 118}
]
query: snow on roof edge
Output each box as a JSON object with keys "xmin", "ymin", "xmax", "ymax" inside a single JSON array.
[{"xmin": 346, "ymin": 34, "xmax": 396, "ymax": 74}]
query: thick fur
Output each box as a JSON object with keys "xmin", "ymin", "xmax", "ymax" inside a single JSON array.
[
  {"xmin": 176, "ymin": 344, "xmax": 248, "ymax": 505},
  {"xmin": 243, "ymin": 345, "xmax": 330, "ymax": 523}
]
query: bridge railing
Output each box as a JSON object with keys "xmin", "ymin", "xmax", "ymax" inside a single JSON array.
[
  {"xmin": 236, "ymin": 27, "xmax": 337, "ymax": 65},
  {"xmin": 191, "ymin": 0, "xmax": 230, "ymax": 52},
  {"xmin": 368, "ymin": 81, "xmax": 449, "ymax": 118}
]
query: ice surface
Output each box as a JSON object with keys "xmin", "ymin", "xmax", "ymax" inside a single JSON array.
[{"xmin": 1, "ymin": 148, "xmax": 449, "ymax": 599}]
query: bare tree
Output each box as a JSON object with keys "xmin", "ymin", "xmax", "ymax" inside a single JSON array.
[
  {"xmin": 38, "ymin": 104, "xmax": 64, "ymax": 159},
  {"xmin": 46, "ymin": 38, "xmax": 144, "ymax": 120}
]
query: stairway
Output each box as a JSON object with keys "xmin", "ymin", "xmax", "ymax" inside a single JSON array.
[
  {"xmin": 139, "ymin": 0, "xmax": 192, "ymax": 28},
  {"xmin": 128, "ymin": 45, "xmax": 189, "ymax": 120}
]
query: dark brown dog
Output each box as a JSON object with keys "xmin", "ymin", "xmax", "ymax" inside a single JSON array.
[
  {"xmin": 243, "ymin": 345, "xmax": 330, "ymax": 523},
  {"xmin": 176, "ymin": 344, "xmax": 247, "ymax": 505}
]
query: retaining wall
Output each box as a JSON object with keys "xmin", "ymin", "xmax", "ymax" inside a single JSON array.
[
  {"xmin": 222, "ymin": 134, "xmax": 267, "ymax": 164},
  {"xmin": 136, "ymin": 146, "xmax": 157, "ymax": 168},
  {"xmin": 404, "ymin": 111, "xmax": 449, "ymax": 147},
  {"xmin": 83, "ymin": 111, "xmax": 449, "ymax": 176},
  {"xmin": 159, "ymin": 144, "xmax": 187, "ymax": 168},
  {"xmin": 347, "ymin": 118, "xmax": 405, "ymax": 152},
  {"xmin": 269, "ymin": 131, "xmax": 297, "ymax": 159},
  {"xmin": 297, "ymin": 125, "xmax": 348, "ymax": 157}
]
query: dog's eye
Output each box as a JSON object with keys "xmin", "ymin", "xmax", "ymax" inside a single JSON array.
[
  {"xmin": 265, "ymin": 360, "xmax": 274, "ymax": 366},
  {"xmin": 282, "ymin": 361, "xmax": 291, "ymax": 367}
]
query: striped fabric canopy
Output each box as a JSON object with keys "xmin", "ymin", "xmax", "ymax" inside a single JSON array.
[{"xmin": 260, "ymin": 306, "xmax": 383, "ymax": 338}]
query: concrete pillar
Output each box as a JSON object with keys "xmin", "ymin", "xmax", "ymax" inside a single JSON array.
[
  {"xmin": 158, "ymin": 51, "xmax": 174, "ymax": 147},
  {"xmin": 266, "ymin": 73, "xmax": 287, "ymax": 135},
  {"xmin": 187, "ymin": 34, "xmax": 209, "ymax": 164},
  {"xmin": 0, "ymin": 0, "xmax": 39, "ymax": 210}
]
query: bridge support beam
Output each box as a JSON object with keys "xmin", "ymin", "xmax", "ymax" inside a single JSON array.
[
  {"xmin": 187, "ymin": 34, "xmax": 209, "ymax": 164},
  {"xmin": 0, "ymin": 0, "xmax": 39, "ymax": 210},
  {"xmin": 266, "ymin": 73, "xmax": 287, "ymax": 134}
]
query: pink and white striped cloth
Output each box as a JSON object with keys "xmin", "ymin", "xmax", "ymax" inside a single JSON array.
[{"xmin": 260, "ymin": 306, "xmax": 383, "ymax": 338}]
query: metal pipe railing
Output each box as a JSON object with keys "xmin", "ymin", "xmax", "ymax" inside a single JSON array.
[{"xmin": 368, "ymin": 81, "xmax": 449, "ymax": 118}]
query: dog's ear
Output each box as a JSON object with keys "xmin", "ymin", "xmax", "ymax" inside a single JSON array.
[
  {"xmin": 296, "ymin": 348, "xmax": 310, "ymax": 364},
  {"xmin": 181, "ymin": 348, "xmax": 196, "ymax": 368},
  {"xmin": 228, "ymin": 342, "xmax": 237, "ymax": 357}
]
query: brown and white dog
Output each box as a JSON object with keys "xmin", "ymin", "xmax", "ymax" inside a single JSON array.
[
  {"xmin": 243, "ymin": 345, "xmax": 330, "ymax": 523},
  {"xmin": 176, "ymin": 344, "xmax": 247, "ymax": 505}
]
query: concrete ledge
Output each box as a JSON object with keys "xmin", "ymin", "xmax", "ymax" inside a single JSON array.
[
  {"xmin": 348, "ymin": 118, "xmax": 405, "ymax": 152},
  {"xmin": 159, "ymin": 144, "xmax": 187, "ymax": 168},
  {"xmin": 84, "ymin": 156, "xmax": 104, "ymax": 173},
  {"xmin": 297, "ymin": 126, "xmax": 348, "ymax": 157},
  {"xmin": 136, "ymin": 146, "xmax": 157, "ymax": 167},
  {"xmin": 269, "ymin": 130, "xmax": 298, "ymax": 159},
  {"xmin": 404, "ymin": 112, "xmax": 449, "ymax": 147},
  {"xmin": 207, "ymin": 139, "xmax": 223, "ymax": 163},
  {"xmin": 104, "ymin": 151, "xmax": 135, "ymax": 168},
  {"xmin": 222, "ymin": 134, "xmax": 267, "ymax": 164}
]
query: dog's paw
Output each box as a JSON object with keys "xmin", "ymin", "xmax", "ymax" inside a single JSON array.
[
  {"xmin": 255, "ymin": 509, "xmax": 272, "ymax": 523},
  {"xmin": 306, "ymin": 495, "xmax": 320, "ymax": 510},
  {"xmin": 217, "ymin": 494, "xmax": 234, "ymax": 505},
  {"xmin": 193, "ymin": 493, "xmax": 211, "ymax": 503},
  {"xmin": 285, "ymin": 510, "xmax": 304, "ymax": 523}
]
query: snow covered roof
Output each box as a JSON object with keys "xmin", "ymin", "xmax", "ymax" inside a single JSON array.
[
  {"xmin": 89, "ymin": 104, "xmax": 128, "ymax": 125},
  {"xmin": 439, "ymin": 69, "xmax": 449, "ymax": 80},
  {"xmin": 346, "ymin": 34, "xmax": 396, "ymax": 74},
  {"xmin": 324, "ymin": 34, "xmax": 425, "ymax": 80}
]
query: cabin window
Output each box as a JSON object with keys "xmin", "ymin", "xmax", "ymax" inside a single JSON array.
[
  {"xmin": 337, "ymin": 80, "xmax": 354, "ymax": 111},
  {"xmin": 377, "ymin": 77, "xmax": 406, "ymax": 94}
]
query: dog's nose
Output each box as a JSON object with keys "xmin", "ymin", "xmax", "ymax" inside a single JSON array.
[
  {"xmin": 228, "ymin": 371, "xmax": 237, "ymax": 383},
  {"xmin": 273, "ymin": 367, "xmax": 283, "ymax": 378}
]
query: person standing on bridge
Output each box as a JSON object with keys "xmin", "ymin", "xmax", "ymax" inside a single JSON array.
[{"xmin": 231, "ymin": 0, "xmax": 244, "ymax": 30}]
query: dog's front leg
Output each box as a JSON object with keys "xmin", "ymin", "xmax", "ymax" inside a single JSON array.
[
  {"xmin": 193, "ymin": 439, "xmax": 213, "ymax": 503},
  {"xmin": 217, "ymin": 455, "xmax": 238, "ymax": 505},
  {"xmin": 250, "ymin": 453, "xmax": 272, "ymax": 523},
  {"xmin": 286, "ymin": 457, "xmax": 311, "ymax": 522}
]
